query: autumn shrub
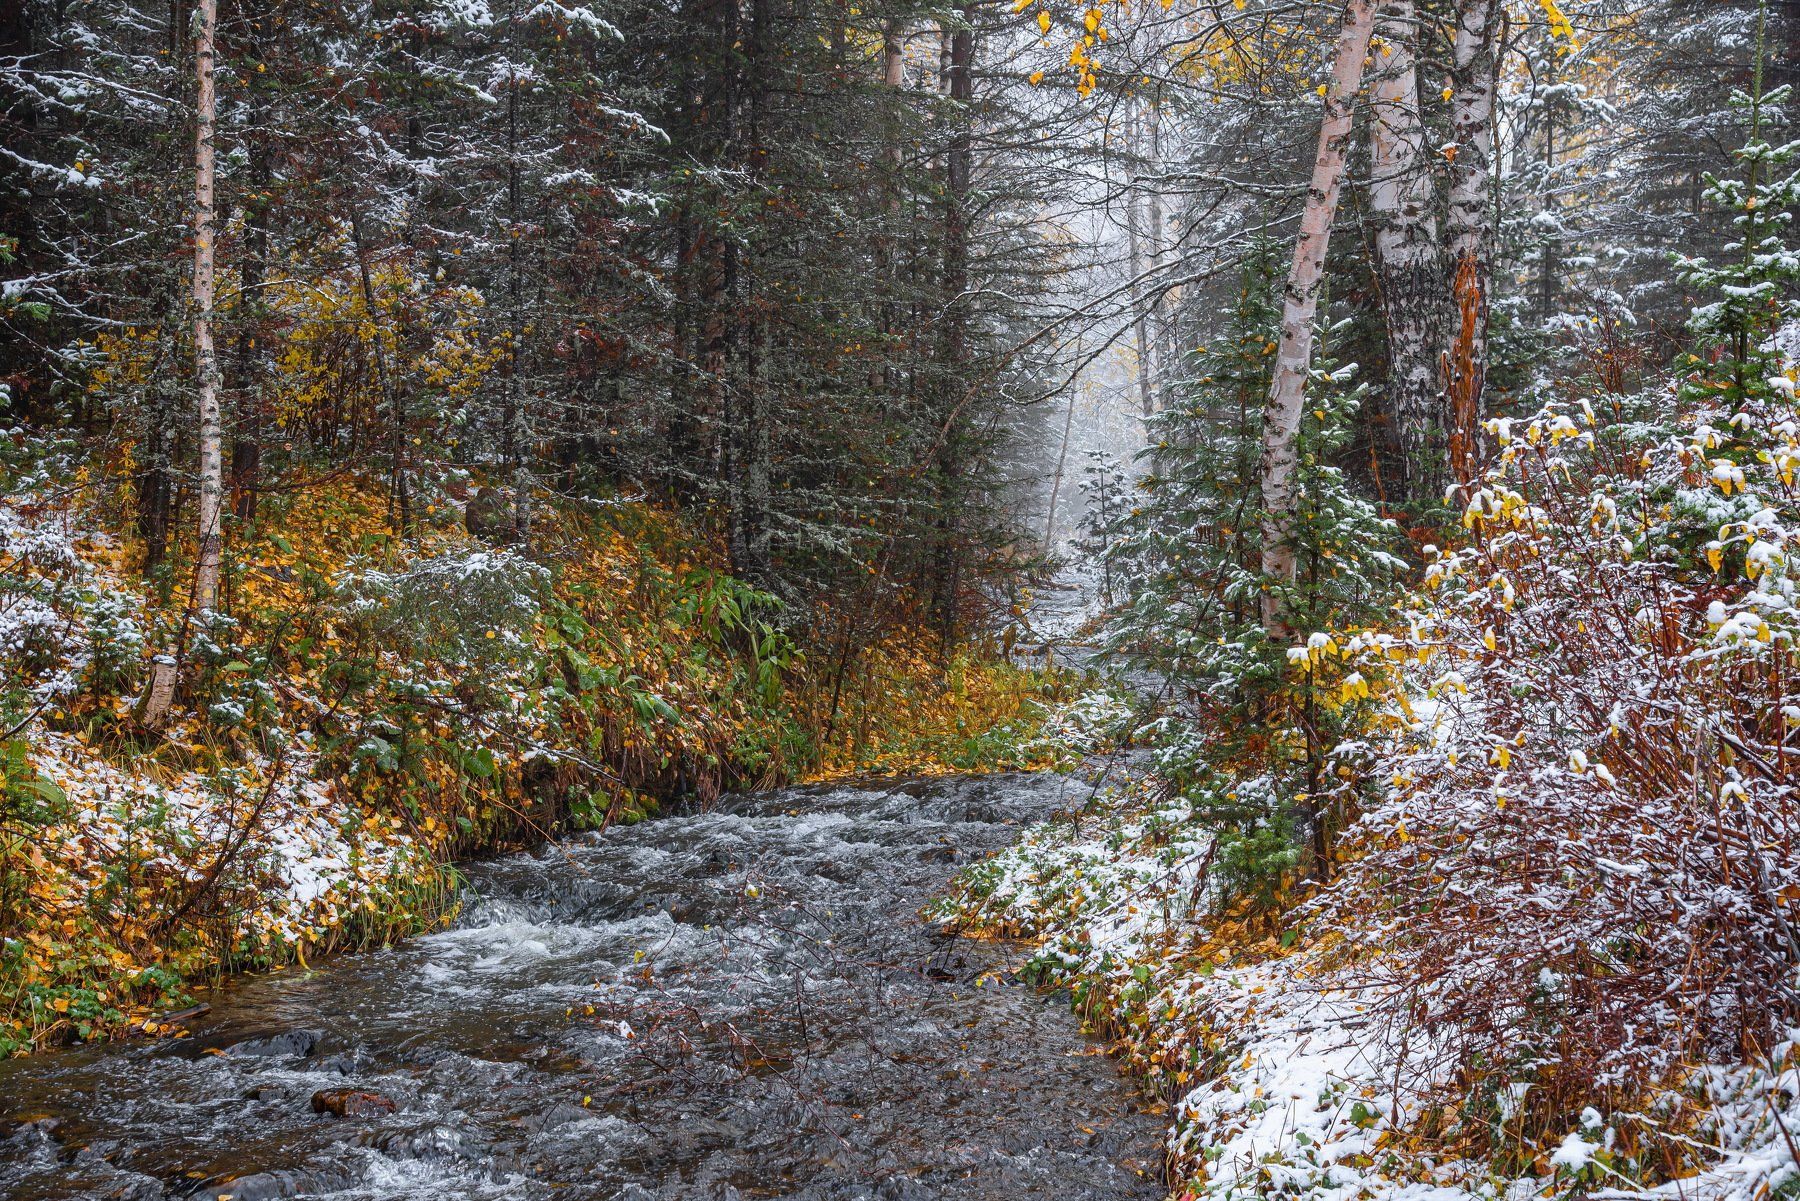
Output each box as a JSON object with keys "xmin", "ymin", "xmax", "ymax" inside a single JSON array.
[
  {"xmin": 802, "ymin": 630, "xmax": 1096, "ymax": 778},
  {"xmin": 1313, "ymin": 376, "xmax": 1800, "ymax": 1152},
  {"xmin": 342, "ymin": 548, "xmax": 549, "ymax": 673}
]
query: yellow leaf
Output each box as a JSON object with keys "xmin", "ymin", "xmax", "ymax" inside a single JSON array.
[{"xmin": 1038, "ymin": 10, "xmax": 1050, "ymax": 33}]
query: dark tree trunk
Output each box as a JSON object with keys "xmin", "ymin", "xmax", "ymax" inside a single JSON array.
[
  {"xmin": 931, "ymin": 2, "xmax": 975, "ymax": 656},
  {"xmin": 231, "ymin": 86, "xmax": 270, "ymax": 525},
  {"xmin": 723, "ymin": 0, "xmax": 772, "ymax": 584}
]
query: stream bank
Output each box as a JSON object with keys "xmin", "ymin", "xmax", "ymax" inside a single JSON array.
[{"xmin": 0, "ymin": 771, "xmax": 1164, "ymax": 1201}]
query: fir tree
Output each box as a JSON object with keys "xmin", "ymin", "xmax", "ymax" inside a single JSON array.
[
  {"xmin": 1662, "ymin": 1, "xmax": 1800, "ymax": 574},
  {"xmin": 1103, "ymin": 237, "xmax": 1401, "ymax": 704},
  {"xmin": 1674, "ymin": 19, "xmax": 1799, "ymax": 413}
]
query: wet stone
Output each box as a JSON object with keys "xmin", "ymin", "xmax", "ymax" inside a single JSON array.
[
  {"xmin": 307, "ymin": 1048, "xmax": 369, "ymax": 1076},
  {"xmin": 200, "ymin": 1167, "xmax": 359, "ymax": 1201},
  {"xmin": 220, "ymin": 1029, "xmax": 321, "ymax": 1060},
  {"xmin": 309, "ymin": 1088, "xmax": 397, "ymax": 1118}
]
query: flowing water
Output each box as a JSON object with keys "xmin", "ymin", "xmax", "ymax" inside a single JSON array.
[{"xmin": 0, "ymin": 772, "xmax": 1165, "ymax": 1200}]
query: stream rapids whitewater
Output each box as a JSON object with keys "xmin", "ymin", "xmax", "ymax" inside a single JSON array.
[{"xmin": 0, "ymin": 772, "xmax": 1165, "ymax": 1200}]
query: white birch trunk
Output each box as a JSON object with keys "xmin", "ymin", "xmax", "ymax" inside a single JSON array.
[
  {"xmin": 191, "ymin": 0, "xmax": 223, "ymax": 617},
  {"xmin": 1144, "ymin": 103, "xmax": 1169, "ymax": 410},
  {"xmin": 883, "ymin": 20, "xmax": 905, "ymax": 89},
  {"xmin": 1256, "ymin": 0, "xmax": 1377, "ymax": 637},
  {"xmin": 1368, "ymin": 0, "xmax": 1444, "ymax": 498}
]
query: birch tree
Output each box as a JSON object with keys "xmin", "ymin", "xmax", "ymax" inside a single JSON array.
[
  {"xmin": 191, "ymin": 0, "xmax": 223, "ymax": 616},
  {"xmin": 1124, "ymin": 100, "xmax": 1163, "ymax": 421},
  {"xmin": 1443, "ymin": 0, "xmax": 1501, "ymax": 487},
  {"xmin": 1256, "ymin": 0, "xmax": 1377, "ymax": 637}
]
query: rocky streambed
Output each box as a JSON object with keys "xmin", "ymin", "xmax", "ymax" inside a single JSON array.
[{"xmin": 0, "ymin": 773, "xmax": 1164, "ymax": 1200}]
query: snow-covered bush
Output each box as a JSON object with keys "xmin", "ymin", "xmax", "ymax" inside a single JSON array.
[
  {"xmin": 340, "ymin": 548, "xmax": 548, "ymax": 673},
  {"xmin": 0, "ymin": 502, "xmax": 150, "ymax": 719},
  {"xmin": 1030, "ymin": 687, "xmax": 1138, "ymax": 758},
  {"xmin": 1303, "ymin": 88, "xmax": 1800, "ymax": 1140},
  {"xmin": 1310, "ymin": 368, "xmax": 1800, "ymax": 1145}
]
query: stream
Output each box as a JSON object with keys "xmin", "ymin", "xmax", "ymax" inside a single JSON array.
[{"xmin": 0, "ymin": 772, "xmax": 1165, "ymax": 1200}]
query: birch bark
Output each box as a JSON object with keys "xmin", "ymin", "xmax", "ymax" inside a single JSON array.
[
  {"xmin": 1125, "ymin": 104, "xmax": 1159, "ymax": 420},
  {"xmin": 191, "ymin": 0, "xmax": 223, "ymax": 615},
  {"xmin": 1443, "ymin": 0, "xmax": 1501, "ymax": 487},
  {"xmin": 1256, "ymin": 0, "xmax": 1377, "ymax": 636}
]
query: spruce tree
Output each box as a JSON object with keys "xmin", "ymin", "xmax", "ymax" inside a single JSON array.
[{"xmin": 1097, "ymin": 235, "xmax": 1404, "ymax": 896}]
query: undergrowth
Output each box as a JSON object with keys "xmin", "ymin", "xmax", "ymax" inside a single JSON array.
[
  {"xmin": 938, "ymin": 360, "xmax": 1800, "ymax": 1199},
  {"xmin": 0, "ymin": 433, "xmax": 1084, "ymax": 1057}
]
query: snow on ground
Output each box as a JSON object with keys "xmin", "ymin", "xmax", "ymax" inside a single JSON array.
[
  {"xmin": 28, "ymin": 728, "xmax": 425, "ymax": 947},
  {"xmin": 939, "ymin": 765, "xmax": 1800, "ymax": 1201},
  {"xmin": 3, "ymin": 493, "xmax": 431, "ymax": 959}
]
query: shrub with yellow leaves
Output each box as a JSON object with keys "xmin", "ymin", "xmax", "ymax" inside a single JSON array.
[{"xmin": 1314, "ymin": 361, "xmax": 1800, "ymax": 1160}]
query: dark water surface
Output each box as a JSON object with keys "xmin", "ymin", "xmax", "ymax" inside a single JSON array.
[{"xmin": 0, "ymin": 773, "xmax": 1164, "ymax": 1200}]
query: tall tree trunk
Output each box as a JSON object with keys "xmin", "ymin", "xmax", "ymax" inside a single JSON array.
[
  {"xmin": 1256, "ymin": 0, "xmax": 1376, "ymax": 638},
  {"xmin": 346, "ymin": 205, "xmax": 406, "ymax": 536},
  {"xmin": 1124, "ymin": 104, "xmax": 1158, "ymax": 420},
  {"xmin": 191, "ymin": 0, "xmax": 223, "ymax": 615},
  {"xmin": 724, "ymin": 0, "xmax": 772, "ymax": 584},
  {"xmin": 232, "ymin": 88, "xmax": 269, "ymax": 525},
  {"xmin": 877, "ymin": 20, "xmax": 907, "ymax": 394},
  {"xmin": 932, "ymin": 1, "xmax": 975, "ymax": 655},
  {"xmin": 1368, "ymin": 0, "xmax": 1444, "ymax": 500},
  {"xmin": 504, "ymin": 10, "xmax": 532, "ymax": 547},
  {"xmin": 1443, "ymin": 0, "xmax": 1501, "ymax": 489},
  {"xmin": 668, "ymin": 209, "xmax": 698, "ymax": 500},
  {"xmin": 1044, "ymin": 384, "xmax": 1078, "ymax": 546}
]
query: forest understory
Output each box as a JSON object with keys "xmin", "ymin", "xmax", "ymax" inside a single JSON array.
[
  {"xmin": 6, "ymin": 0, "xmax": 1800, "ymax": 1198},
  {"xmin": 0, "ymin": 433, "xmax": 1098, "ymax": 1057}
]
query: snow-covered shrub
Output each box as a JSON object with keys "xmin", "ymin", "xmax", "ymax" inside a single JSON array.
[
  {"xmin": 1301, "ymin": 89, "xmax": 1800, "ymax": 1141},
  {"xmin": 0, "ymin": 502, "xmax": 149, "ymax": 719},
  {"xmin": 1031, "ymin": 687, "xmax": 1137, "ymax": 757},
  {"xmin": 339, "ymin": 548, "xmax": 548, "ymax": 674},
  {"xmin": 1313, "ymin": 377, "xmax": 1800, "ymax": 1142}
]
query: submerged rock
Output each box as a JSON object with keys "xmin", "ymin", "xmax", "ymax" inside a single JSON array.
[
  {"xmin": 310, "ymin": 1089, "xmax": 397, "ymax": 1118},
  {"xmin": 223, "ymin": 1030, "xmax": 321, "ymax": 1060},
  {"xmin": 200, "ymin": 1167, "xmax": 357, "ymax": 1200}
]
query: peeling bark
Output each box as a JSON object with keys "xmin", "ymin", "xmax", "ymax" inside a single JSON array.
[{"xmin": 1443, "ymin": 0, "xmax": 1501, "ymax": 485}]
